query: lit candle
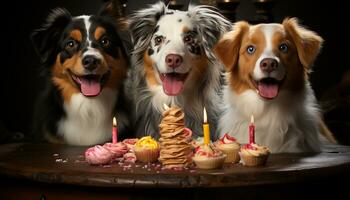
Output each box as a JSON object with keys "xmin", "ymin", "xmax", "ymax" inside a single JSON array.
[
  {"xmin": 203, "ymin": 107, "xmax": 210, "ymax": 145},
  {"xmin": 112, "ymin": 117, "xmax": 118, "ymax": 143},
  {"xmin": 249, "ymin": 115, "xmax": 255, "ymax": 144}
]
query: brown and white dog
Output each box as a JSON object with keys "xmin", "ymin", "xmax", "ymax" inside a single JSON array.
[{"xmin": 215, "ymin": 18, "xmax": 336, "ymax": 152}]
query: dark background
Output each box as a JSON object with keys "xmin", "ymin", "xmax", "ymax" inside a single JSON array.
[{"xmin": 1, "ymin": 0, "xmax": 349, "ymax": 143}]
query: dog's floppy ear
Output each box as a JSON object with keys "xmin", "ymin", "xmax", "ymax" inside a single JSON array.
[
  {"xmin": 31, "ymin": 8, "xmax": 72, "ymax": 65},
  {"xmin": 214, "ymin": 21, "xmax": 249, "ymax": 71},
  {"xmin": 128, "ymin": 1, "xmax": 166, "ymax": 53},
  {"xmin": 188, "ymin": 5, "xmax": 232, "ymax": 61},
  {"xmin": 283, "ymin": 18, "xmax": 324, "ymax": 71}
]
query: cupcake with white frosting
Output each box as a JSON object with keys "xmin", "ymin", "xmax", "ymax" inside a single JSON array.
[
  {"xmin": 215, "ymin": 133, "xmax": 240, "ymax": 163},
  {"xmin": 240, "ymin": 143, "xmax": 270, "ymax": 166}
]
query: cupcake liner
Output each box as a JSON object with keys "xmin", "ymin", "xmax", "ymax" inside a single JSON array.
[
  {"xmin": 192, "ymin": 155, "xmax": 226, "ymax": 169},
  {"xmin": 240, "ymin": 153, "xmax": 269, "ymax": 166},
  {"xmin": 134, "ymin": 148, "xmax": 160, "ymax": 163},
  {"xmin": 220, "ymin": 148, "xmax": 240, "ymax": 163}
]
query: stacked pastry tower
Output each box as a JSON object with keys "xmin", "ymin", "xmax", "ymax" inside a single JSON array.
[{"xmin": 159, "ymin": 106, "xmax": 192, "ymax": 168}]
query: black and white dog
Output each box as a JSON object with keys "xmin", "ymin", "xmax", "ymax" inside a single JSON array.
[
  {"xmin": 127, "ymin": 2, "xmax": 231, "ymax": 139},
  {"xmin": 31, "ymin": 7, "xmax": 131, "ymax": 145}
]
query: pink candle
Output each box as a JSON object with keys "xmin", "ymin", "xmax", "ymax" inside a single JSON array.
[
  {"xmin": 112, "ymin": 117, "xmax": 118, "ymax": 143},
  {"xmin": 249, "ymin": 115, "xmax": 255, "ymax": 144}
]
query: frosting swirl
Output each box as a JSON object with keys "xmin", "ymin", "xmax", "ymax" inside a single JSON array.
[
  {"xmin": 216, "ymin": 133, "xmax": 240, "ymax": 150},
  {"xmin": 85, "ymin": 145, "xmax": 113, "ymax": 165},
  {"xmin": 240, "ymin": 143, "xmax": 270, "ymax": 157},
  {"xmin": 103, "ymin": 142, "xmax": 128, "ymax": 159},
  {"xmin": 194, "ymin": 144, "xmax": 223, "ymax": 159},
  {"xmin": 135, "ymin": 136, "xmax": 159, "ymax": 149}
]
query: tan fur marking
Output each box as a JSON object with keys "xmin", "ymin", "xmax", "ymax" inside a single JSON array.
[
  {"xmin": 214, "ymin": 21, "xmax": 250, "ymax": 71},
  {"xmin": 70, "ymin": 30, "xmax": 82, "ymax": 42},
  {"xmin": 51, "ymin": 54, "xmax": 81, "ymax": 102},
  {"xmin": 229, "ymin": 25, "xmax": 265, "ymax": 94},
  {"xmin": 144, "ymin": 51, "xmax": 159, "ymax": 86},
  {"xmin": 271, "ymin": 29, "xmax": 305, "ymax": 92},
  {"xmin": 94, "ymin": 27, "xmax": 106, "ymax": 41},
  {"xmin": 182, "ymin": 26, "xmax": 190, "ymax": 33},
  {"xmin": 282, "ymin": 18, "xmax": 324, "ymax": 70}
]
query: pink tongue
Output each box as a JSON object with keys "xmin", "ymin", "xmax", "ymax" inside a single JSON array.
[
  {"xmin": 80, "ymin": 78, "xmax": 101, "ymax": 97},
  {"xmin": 258, "ymin": 83, "xmax": 279, "ymax": 99},
  {"xmin": 162, "ymin": 76, "xmax": 184, "ymax": 96}
]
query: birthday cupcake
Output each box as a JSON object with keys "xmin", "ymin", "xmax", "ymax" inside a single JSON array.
[
  {"xmin": 215, "ymin": 133, "xmax": 240, "ymax": 163},
  {"xmin": 134, "ymin": 136, "xmax": 160, "ymax": 163},
  {"xmin": 192, "ymin": 144, "xmax": 226, "ymax": 169},
  {"xmin": 240, "ymin": 143, "xmax": 270, "ymax": 166}
]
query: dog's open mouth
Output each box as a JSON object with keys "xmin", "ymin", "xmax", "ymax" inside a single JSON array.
[
  {"xmin": 159, "ymin": 72, "xmax": 189, "ymax": 96},
  {"xmin": 70, "ymin": 72, "xmax": 110, "ymax": 97},
  {"xmin": 252, "ymin": 77, "xmax": 283, "ymax": 99}
]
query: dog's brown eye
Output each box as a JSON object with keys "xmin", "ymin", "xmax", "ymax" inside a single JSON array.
[
  {"xmin": 279, "ymin": 43, "xmax": 288, "ymax": 53},
  {"xmin": 184, "ymin": 35, "xmax": 193, "ymax": 43},
  {"xmin": 247, "ymin": 45, "xmax": 256, "ymax": 54},
  {"xmin": 100, "ymin": 36, "xmax": 111, "ymax": 47},
  {"xmin": 65, "ymin": 40, "xmax": 77, "ymax": 49},
  {"xmin": 154, "ymin": 36, "xmax": 164, "ymax": 45}
]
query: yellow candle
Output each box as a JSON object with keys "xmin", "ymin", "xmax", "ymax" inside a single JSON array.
[{"xmin": 203, "ymin": 107, "xmax": 210, "ymax": 145}]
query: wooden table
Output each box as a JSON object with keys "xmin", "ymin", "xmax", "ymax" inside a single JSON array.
[{"xmin": 0, "ymin": 143, "xmax": 349, "ymax": 199}]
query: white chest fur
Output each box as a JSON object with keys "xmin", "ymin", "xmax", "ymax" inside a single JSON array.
[
  {"xmin": 218, "ymin": 85, "xmax": 321, "ymax": 153},
  {"xmin": 58, "ymin": 89, "xmax": 117, "ymax": 145}
]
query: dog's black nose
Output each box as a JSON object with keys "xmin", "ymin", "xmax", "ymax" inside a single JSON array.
[
  {"xmin": 165, "ymin": 54, "xmax": 183, "ymax": 68},
  {"xmin": 82, "ymin": 56, "xmax": 100, "ymax": 71},
  {"xmin": 260, "ymin": 58, "xmax": 278, "ymax": 73}
]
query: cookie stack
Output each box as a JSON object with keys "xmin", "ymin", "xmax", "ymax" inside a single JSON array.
[{"xmin": 158, "ymin": 106, "xmax": 192, "ymax": 168}]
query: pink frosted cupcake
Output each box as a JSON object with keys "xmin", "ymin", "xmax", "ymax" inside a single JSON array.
[
  {"xmin": 240, "ymin": 143, "xmax": 270, "ymax": 166},
  {"xmin": 85, "ymin": 145, "xmax": 114, "ymax": 165},
  {"xmin": 192, "ymin": 144, "xmax": 226, "ymax": 169},
  {"xmin": 103, "ymin": 142, "xmax": 128, "ymax": 159},
  {"xmin": 134, "ymin": 136, "xmax": 160, "ymax": 163},
  {"xmin": 215, "ymin": 134, "xmax": 240, "ymax": 163}
]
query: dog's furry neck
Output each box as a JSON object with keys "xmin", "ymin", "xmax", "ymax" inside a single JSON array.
[
  {"xmin": 219, "ymin": 80, "xmax": 321, "ymax": 153},
  {"xmin": 130, "ymin": 60, "xmax": 222, "ymax": 139}
]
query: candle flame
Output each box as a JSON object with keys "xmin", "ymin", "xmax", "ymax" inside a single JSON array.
[
  {"xmin": 163, "ymin": 103, "xmax": 169, "ymax": 110},
  {"xmin": 250, "ymin": 115, "xmax": 254, "ymax": 124},
  {"xmin": 203, "ymin": 107, "xmax": 208, "ymax": 123},
  {"xmin": 113, "ymin": 117, "xmax": 117, "ymax": 127}
]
